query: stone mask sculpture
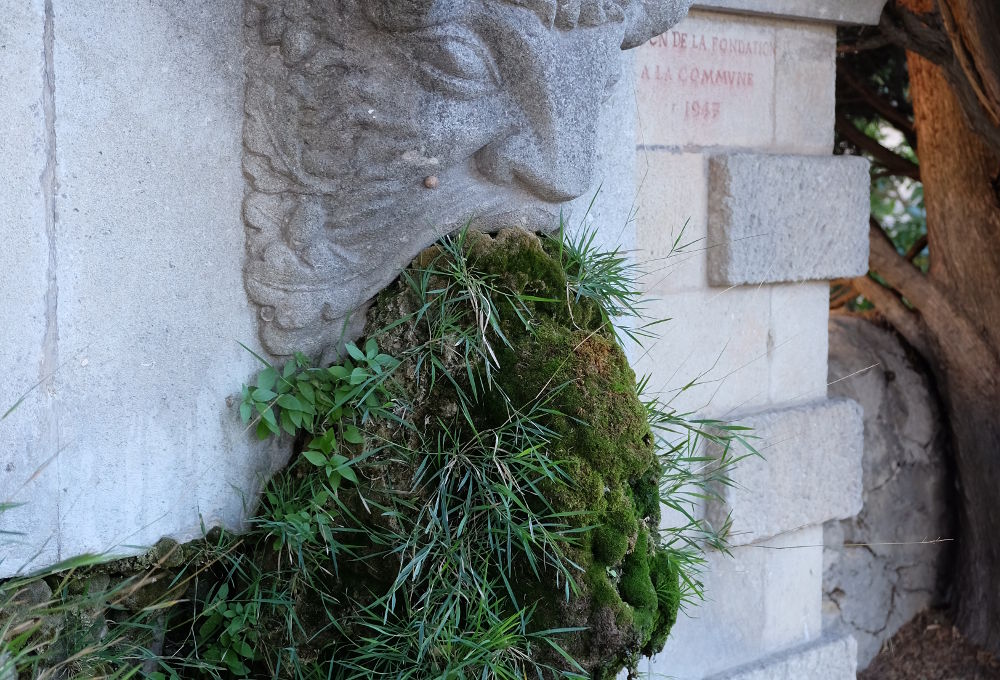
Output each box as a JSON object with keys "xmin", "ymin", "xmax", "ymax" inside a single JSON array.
[{"xmin": 243, "ymin": 0, "xmax": 693, "ymax": 357}]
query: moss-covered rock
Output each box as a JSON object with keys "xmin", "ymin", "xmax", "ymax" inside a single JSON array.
[
  {"xmin": 366, "ymin": 228, "xmax": 681, "ymax": 677},
  {"xmin": 4, "ymin": 228, "xmax": 683, "ymax": 680}
]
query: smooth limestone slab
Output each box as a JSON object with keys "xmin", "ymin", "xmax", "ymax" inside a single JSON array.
[
  {"xmin": 636, "ymin": 11, "xmax": 836, "ymax": 153},
  {"xmin": 767, "ymin": 282, "xmax": 830, "ymax": 404},
  {"xmin": 636, "ymin": 12, "xmax": 777, "ymax": 149},
  {"xmin": 706, "ymin": 399, "xmax": 865, "ymax": 546},
  {"xmin": 1, "ymin": 0, "xmax": 286, "ymax": 578},
  {"xmin": 707, "ymin": 153, "xmax": 870, "ymax": 286},
  {"xmin": 773, "ymin": 21, "xmax": 836, "ymax": 153},
  {"xmin": 642, "ymin": 526, "xmax": 824, "ymax": 678},
  {"xmin": 634, "ymin": 151, "xmax": 709, "ymax": 295},
  {"xmin": 630, "ymin": 285, "xmax": 771, "ymax": 416}
]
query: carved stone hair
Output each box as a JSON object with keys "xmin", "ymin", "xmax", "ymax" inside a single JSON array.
[{"xmin": 360, "ymin": 0, "xmax": 692, "ymax": 46}]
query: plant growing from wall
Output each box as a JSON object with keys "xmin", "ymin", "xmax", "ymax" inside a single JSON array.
[{"xmin": 1, "ymin": 224, "xmax": 754, "ymax": 679}]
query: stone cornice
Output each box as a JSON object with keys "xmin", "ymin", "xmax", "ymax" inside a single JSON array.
[{"xmin": 692, "ymin": 0, "xmax": 888, "ymax": 25}]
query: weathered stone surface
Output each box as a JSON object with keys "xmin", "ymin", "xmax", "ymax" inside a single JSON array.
[
  {"xmin": 641, "ymin": 526, "xmax": 824, "ymax": 678},
  {"xmin": 635, "ymin": 12, "xmax": 776, "ymax": 149},
  {"xmin": 702, "ymin": 634, "xmax": 858, "ymax": 680},
  {"xmin": 707, "ymin": 153, "xmax": 870, "ymax": 286},
  {"xmin": 706, "ymin": 399, "xmax": 864, "ymax": 546},
  {"xmin": 767, "ymin": 283, "xmax": 829, "ymax": 405},
  {"xmin": 565, "ymin": 50, "xmax": 640, "ymax": 261},
  {"xmin": 1, "ymin": 0, "xmax": 286, "ymax": 578},
  {"xmin": 694, "ymin": 0, "xmax": 888, "ymax": 25},
  {"xmin": 241, "ymin": 0, "xmax": 694, "ymax": 359},
  {"xmin": 0, "ymin": 0, "xmax": 60, "ymax": 574},
  {"xmin": 773, "ymin": 23, "xmax": 836, "ymax": 154},
  {"xmin": 823, "ymin": 316, "xmax": 952, "ymax": 669},
  {"xmin": 630, "ymin": 285, "xmax": 771, "ymax": 415}
]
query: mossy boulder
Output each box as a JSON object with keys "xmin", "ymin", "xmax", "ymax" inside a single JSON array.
[
  {"xmin": 366, "ymin": 228, "xmax": 681, "ymax": 677},
  {"xmin": 3, "ymin": 228, "xmax": 683, "ymax": 679}
]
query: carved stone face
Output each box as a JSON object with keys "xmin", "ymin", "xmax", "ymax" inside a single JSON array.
[{"xmin": 243, "ymin": 0, "xmax": 691, "ymax": 356}]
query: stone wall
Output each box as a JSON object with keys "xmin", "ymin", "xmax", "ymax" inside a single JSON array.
[
  {"xmin": 620, "ymin": 2, "xmax": 883, "ymax": 676},
  {"xmin": 1, "ymin": 0, "xmax": 882, "ymax": 677},
  {"xmin": 0, "ymin": 1, "xmax": 285, "ymax": 575},
  {"xmin": 823, "ymin": 316, "xmax": 952, "ymax": 669}
]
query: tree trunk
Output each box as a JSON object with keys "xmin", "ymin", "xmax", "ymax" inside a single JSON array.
[{"xmin": 875, "ymin": 2, "xmax": 1000, "ymax": 649}]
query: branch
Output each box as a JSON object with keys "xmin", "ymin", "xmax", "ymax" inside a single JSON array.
[
  {"xmin": 867, "ymin": 218, "xmax": 940, "ymax": 311},
  {"xmin": 839, "ymin": 66, "xmax": 917, "ymax": 146},
  {"xmin": 837, "ymin": 115, "xmax": 921, "ymax": 181},
  {"xmin": 852, "ymin": 274, "xmax": 932, "ymax": 358},
  {"xmin": 830, "ymin": 279, "xmax": 859, "ymax": 310},
  {"xmin": 879, "ymin": 4, "xmax": 951, "ymax": 64},
  {"xmin": 867, "ymin": 218, "xmax": 1000, "ymax": 375},
  {"xmin": 882, "ymin": 1, "xmax": 1000, "ymax": 150},
  {"xmin": 904, "ymin": 233, "xmax": 928, "ymax": 261},
  {"xmin": 838, "ymin": 35, "xmax": 891, "ymax": 54},
  {"xmin": 940, "ymin": 0, "xmax": 1000, "ymax": 131}
]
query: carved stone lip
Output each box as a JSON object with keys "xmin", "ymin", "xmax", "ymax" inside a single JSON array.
[
  {"xmin": 244, "ymin": 201, "xmax": 566, "ymax": 357},
  {"xmin": 463, "ymin": 204, "xmax": 563, "ymax": 235}
]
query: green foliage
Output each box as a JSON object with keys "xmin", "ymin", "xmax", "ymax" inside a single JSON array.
[
  {"xmin": 197, "ymin": 583, "xmax": 260, "ymax": 677},
  {"xmin": 550, "ymin": 218, "xmax": 644, "ymax": 342},
  {"xmin": 835, "ymin": 27, "xmax": 926, "ymax": 309},
  {"xmin": 1, "ymin": 223, "xmax": 756, "ymax": 680}
]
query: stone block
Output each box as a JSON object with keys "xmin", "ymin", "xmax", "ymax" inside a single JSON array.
[
  {"xmin": 707, "ymin": 399, "xmax": 864, "ymax": 546},
  {"xmin": 634, "ymin": 152, "xmax": 708, "ymax": 295},
  {"xmin": 703, "ymin": 634, "xmax": 858, "ymax": 680},
  {"xmin": 707, "ymin": 153, "xmax": 870, "ymax": 286},
  {"xmin": 0, "ymin": 0, "xmax": 60, "ymax": 574},
  {"xmin": 0, "ymin": 0, "xmax": 286, "ymax": 577},
  {"xmin": 774, "ymin": 23, "xmax": 836, "ymax": 154},
  {"xmin": 636, "ymin": 12, "xmax": 776, "ymax": 149},
  {"xmin": 767, "ymin": 283, "xmax": 829, "ymax": 404},
  {"xmin": 640, "ymin": 526, "xmax": 824, "ymax": 678},
  {"xmin": 630, "ymin": 286, "xmax": 770, "ymax": 416},
  {"xmin": 693, "ymin": 0, "xmax": 887, "ymax": 25}
]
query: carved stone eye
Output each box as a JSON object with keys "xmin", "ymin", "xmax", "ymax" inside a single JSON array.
[{"xmin": 412, "ymin": 26, "xmax": 500, "ymax": 100}]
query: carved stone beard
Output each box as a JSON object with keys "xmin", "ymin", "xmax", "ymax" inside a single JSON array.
[{"xmin": 242, "ymin": 0, "xmax": 692, "ymax": 357}]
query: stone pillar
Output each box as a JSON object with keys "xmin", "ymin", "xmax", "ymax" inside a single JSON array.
[
  {"xmin": 621, "ymin": 1, "xmax": 885, "ymax": 677},
  {"xmin": 0, "ymin": 1, "xmax": 283, "ymax": 577}
]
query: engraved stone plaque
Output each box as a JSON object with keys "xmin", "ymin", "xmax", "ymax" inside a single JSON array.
[{"xmin": 635, "ymin": 13, "xmax": 777, "ymax": 147}]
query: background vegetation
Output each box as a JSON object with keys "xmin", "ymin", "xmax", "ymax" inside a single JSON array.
[{"xmin": 833, "ymin": 0, "xmax": 1000, "ymax": 653}]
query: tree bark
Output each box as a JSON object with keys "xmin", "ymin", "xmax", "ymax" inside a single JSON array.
[{"xmin": 883, "ymin": 0, "xmax": 1000, "ymax": 650}]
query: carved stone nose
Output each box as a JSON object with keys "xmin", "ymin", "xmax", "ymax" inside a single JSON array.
[{"xmin": 475, "ymin": 125, "xmax": 597, "ymax": 203}]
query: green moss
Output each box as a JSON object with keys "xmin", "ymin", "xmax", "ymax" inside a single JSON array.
[
  {"xmin": 620, "ymin": 531, "xmax": 655, "ymax": 607},
  {"xmin": 459, "ymin": 229, "xmax": 679, "ymax": 675},
  {"xmin": 646, "ymin": 548, "xmax": 682, "ymax": 655},
  {"xmin": 592, "ymin": 488, "xmax": 635, "ymax": 565},
  {"xmin": 9, "ymin": 228, "xmax": 695, "ymax": 679}
]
